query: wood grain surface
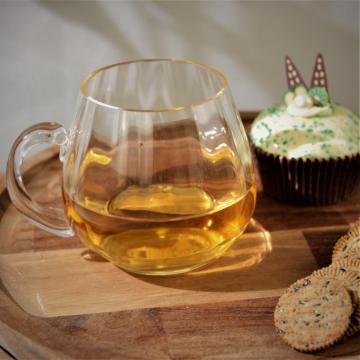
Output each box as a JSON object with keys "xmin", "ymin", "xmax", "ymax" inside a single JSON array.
[
  {"xmin": 0, "ymin": 348, "xmax": 13, "ymax": 360},
  {"xmin": 0, "ymin": 113, "xmax": 359, "ymax": 359}
]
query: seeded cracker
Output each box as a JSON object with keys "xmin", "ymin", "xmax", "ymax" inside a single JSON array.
[
  {"xmin": 349, "ymin": 218, "xmax": 360, "ymax": 235},
  {"xmin": 333, "ymin": 248, "xmax": 360, "ymax": 262},
  {"xmin": 345, "ymin": 308, "xmax": 360, "ymax": 338},
  {"xmin": 274, "ymin": 277, "xmax": 352, "ymax": 352},
  {"xmin": 331, "ymin": 259, "xmax": 360, "ymax": 277},
  {"xmin": 313, "ymin": 265, "xmax": 360, "ymax": 337},
  {"xmin": 333, "ymin": 220, "xmax": 360, "ymax": 262},
  {"xmin": 312, "ymin": 266, "xmax": 359, "ymax": 304},
  {"xmin": 330, "ymin": 259, "xmax": 360, "ymax": 336}
]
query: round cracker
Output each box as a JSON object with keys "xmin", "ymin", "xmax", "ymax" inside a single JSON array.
[
  {"xmin": 312, "ymin": 266, "xmax": 360, "ymax": 304},
  {"xmin": 333, "ymin": 222, "xmax": 360, "ymax": 262},
  {"xmin": 313, "ymin": 265, "xmax": 360, "ymax": 337},
  {"xmin": 330, "ymin": 260, "xmax": 360, "ymax": 337},
  {"xmin": 344, "ymin": 308, "xmax": 360, "ymax": 338},
  {"xmin": 274, "ymin": 277, "xmax": 352, "ymax": 352},
  {"xmin": 333, "ymin": 247, "xmax": 360, "ymax": 262},
  {"xmin": 349, "ymin": 218, "xmax": 360, "ymax": 236},
  {"xmin": 331, "ymin": 259, "xmax": 360, "ymax": 277}
]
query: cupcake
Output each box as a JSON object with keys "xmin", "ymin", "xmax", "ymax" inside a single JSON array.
[{"xmin": 250, "ymin": 54, "xmax": 360, "ymax": 205}]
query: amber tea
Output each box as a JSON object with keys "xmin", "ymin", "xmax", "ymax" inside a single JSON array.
[{"xmin": 64, "ymin": 145, "xmax": 256, "ymax": 275}]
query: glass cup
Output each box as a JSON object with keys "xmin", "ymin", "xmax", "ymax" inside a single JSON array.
[{"xmin": 7, "ymin": 59, "xmax": 256, "ymax": 275}]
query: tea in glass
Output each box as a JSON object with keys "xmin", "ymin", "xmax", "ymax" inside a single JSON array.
[{"xmin": 7, "ymin": 59, "xmax": 256, "ymax": 275}]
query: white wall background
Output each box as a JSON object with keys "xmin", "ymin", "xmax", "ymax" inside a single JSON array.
[{"xmin": 0, "ymin": 0, "xmax": 358, "ymax": 170}]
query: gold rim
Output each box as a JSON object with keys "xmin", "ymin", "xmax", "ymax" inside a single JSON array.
[{"xmin": 80, "ymin": 58, "xmax": 228, "ymax": 112}]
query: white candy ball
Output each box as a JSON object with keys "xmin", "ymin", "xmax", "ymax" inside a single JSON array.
[{"xmin": 294, "ymin": 94, "xmax": 306, "ymax": 107}]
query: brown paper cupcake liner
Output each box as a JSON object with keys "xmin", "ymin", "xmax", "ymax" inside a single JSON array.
[{"xmin": 254, "ymin": 147, "xmax": 360, "ymax": 206}]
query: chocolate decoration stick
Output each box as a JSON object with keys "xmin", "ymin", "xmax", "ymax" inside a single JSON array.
[
  {"xmin": 285, "ymin": 56, "xmax": 308, "ymax": 90},
  {"xmin": 310, "ymin": 53, "xmax": 329, "ymax": 92}
]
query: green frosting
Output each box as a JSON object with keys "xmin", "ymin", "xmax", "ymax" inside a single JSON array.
[
  {"xmin": 250, "ymin": 103, "xmax": 359, "ymax": 159},
  {"xmin": 308, "ymin": 87, "xmax": 329, "ymax": 106}
]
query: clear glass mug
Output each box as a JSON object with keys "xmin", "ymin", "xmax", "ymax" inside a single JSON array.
[{"xmin": 7, "ymin": 59, "xmax": 256, "ymax": 275}]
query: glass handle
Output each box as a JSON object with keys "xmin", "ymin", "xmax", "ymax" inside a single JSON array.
[{"xmin": 6, "ymin": 122, "xmax": 74, "ymax": 237}]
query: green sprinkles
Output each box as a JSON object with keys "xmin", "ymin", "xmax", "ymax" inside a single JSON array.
[
  {"xmin": 267, "ymin": 106, "xmax": 280, "ymax": 116},
  {"xmin": 250, "ymin": 102, "xmax": 359, "ymax": 158},
  {"xmin": 320, "ymin": 129, "xmax": 335, "ymax": 137}
]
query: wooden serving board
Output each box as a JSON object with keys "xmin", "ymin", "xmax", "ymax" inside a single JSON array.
[{"xmin": 0, "ymin": 115, "xmax": 360, "ymax": 359}]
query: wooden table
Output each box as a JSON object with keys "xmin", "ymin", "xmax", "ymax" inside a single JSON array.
[{"xmin": 0, "ymin": 114, "xmax": 359, "ymax": 359}]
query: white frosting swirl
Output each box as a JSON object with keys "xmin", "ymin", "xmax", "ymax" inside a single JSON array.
[
  {"xmin": 287, "ymin": 104, "xmax": 332, "ymax": 117},
  {"xmin": 286, "ymin": 93, "xmax": 332, "ymax": 117}
]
